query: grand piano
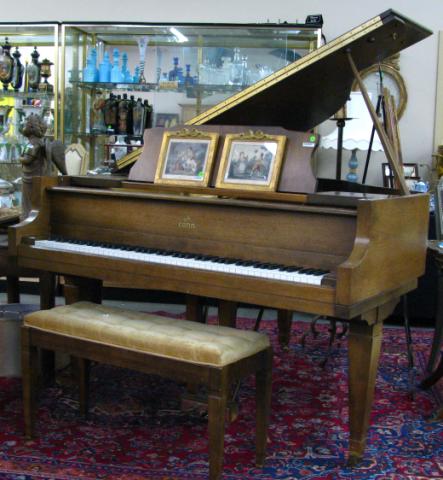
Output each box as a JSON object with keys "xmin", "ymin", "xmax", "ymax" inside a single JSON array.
[{"xmin": 9, "ymin": 10, "xmax": 432, "ymax": 465}]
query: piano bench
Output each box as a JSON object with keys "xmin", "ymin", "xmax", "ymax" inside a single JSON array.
[{"xmin": 21, "ymin": 301, "xmax": 273, "ymax": 480}]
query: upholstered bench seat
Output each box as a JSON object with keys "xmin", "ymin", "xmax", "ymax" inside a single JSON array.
[
  {"xmin": 24, "ymin": 301, "xmax": 270, "ymax": 367},
  {"xmin": 21, "ymin": 301, "xmax": 273, "ymax": 480}
]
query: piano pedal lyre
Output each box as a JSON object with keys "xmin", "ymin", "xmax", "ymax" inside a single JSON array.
[{"xmin": 301, "ymin": 316, "xmax": 348, "ymax": 367}]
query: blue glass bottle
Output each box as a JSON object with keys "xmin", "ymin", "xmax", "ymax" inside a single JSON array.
[
  {"xmin": 184, "ymin": 64, "xmax": 193, "ymax": 86},
  {"xmin": 132, "ymin": 65, "xmax": 140, "ymax": 83},
  {"xmin": 110, "ymin": 48, "xmax": 121, "ymax": 83},
  {"xmin": 99, "ymin": 51, "xmax": 111, "ymax": 83},
  {"xmin": 121, "ymin": 52, "xmax": 132, "ymax": 83},
  {"xmin": 83, "ymin": 48, "xmax": 99, "ymax": 82},
  {"xmin": 168, "ymin": 57, "xmax": 183, "ymax": 83}
]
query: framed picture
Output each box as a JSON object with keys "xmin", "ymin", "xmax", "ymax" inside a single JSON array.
[
  {"xmin": 215, "ymin": 132, "xmax": 287, "ymax": 191},
  {"xmin": 154, "ymin": 113, "xmax": 180, "ymax": 128},
  {"xmin": 154, "ymin": 128, "xmax": 219, "ymax": 186},
  {"xmin": 435, "ymin": 177, "xmax": 443, "ymax": 241},
  {"xmin": 382, "ymin": 162, "xmax": 419, "ymax": 189}
]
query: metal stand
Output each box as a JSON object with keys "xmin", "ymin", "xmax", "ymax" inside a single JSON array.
[
  {"xmin": 330, "ymin": 116, "xmax": 352, "ymax": 180},
  {"xmin": 362, "ymin": 94, "xmax": 384, "ymax": 184}
]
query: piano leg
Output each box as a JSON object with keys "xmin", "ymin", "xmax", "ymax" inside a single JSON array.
[
  {"xmin": 186, "ymin": 294, "xmax": 206, "ymax": 323},
  {"xmin": 39, "ymin": 272, "xmax": 56, "ymax": 386},
  {"xmin": 218, "ymin": 300, "xmax": 237, "ymax": 327},
  {"xmin": 347, "ymin": 318, "xmax": 383, "ymax": 465},
  {"xmin": 63, "ymin": 275, "xmax": 102, "ymax": 305},
  {"xmin": 277, "ymin": 310, "xmax": 293, "ymax": 348}
]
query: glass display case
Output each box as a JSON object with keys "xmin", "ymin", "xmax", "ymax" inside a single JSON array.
[
  {"xmin": 61, "ymin": 22, "xmax": 322, "ymax": 168},
  {"xmin": 0, "ymin": 22, "xmax": 59, "ymax": 190}
]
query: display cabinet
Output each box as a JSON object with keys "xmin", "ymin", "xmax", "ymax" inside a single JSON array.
[
  {"xmin": 61, "ymin": 21, "xmax": 322, "ymax": 168},
  {"xmin": 0, "ymin": 22, "xmax": 59, "ymax": 187}
]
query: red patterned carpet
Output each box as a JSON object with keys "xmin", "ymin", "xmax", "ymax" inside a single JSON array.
[{"xmin": 0, "ymin": 315, "xmax": 442, "ymax": 479}]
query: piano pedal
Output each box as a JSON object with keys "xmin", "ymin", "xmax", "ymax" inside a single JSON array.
[
  {"xmin": 301, "ymin": 316, "xmax": 347, "ymax": 367},
  {"xmin": 301, "ymin": 315, "xmax": 322, "ymax": 348}
]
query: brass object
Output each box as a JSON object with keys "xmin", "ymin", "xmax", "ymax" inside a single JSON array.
[
  {"xmin": 352, "ymin": 62, "xmax": 407, "ymax": 119},
  {"xmin": 39, "ymin": 58, "xmax": 54, "ymax": 92}
]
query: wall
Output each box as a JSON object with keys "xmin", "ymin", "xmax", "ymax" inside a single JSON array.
[{"xmin": 5, "ymin": 0, "xmax": 442, "ymax": 186}]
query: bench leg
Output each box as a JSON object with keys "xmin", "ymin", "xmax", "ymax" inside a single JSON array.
[
  {"xmin": 208, "ymin": 381, "xmax": 228, "ymax": 480},
  {"xmin": 256, "ymin": 347, "xmax": 273, "ymax": 467},
  {"xmin": 21, "ymin": 328, "xmax": 39, "ymax": 438}
]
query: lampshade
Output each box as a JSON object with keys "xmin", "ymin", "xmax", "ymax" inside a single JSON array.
[{"xmin": 321, "ymin": 91, "xmax": 383, "ymax": 151}]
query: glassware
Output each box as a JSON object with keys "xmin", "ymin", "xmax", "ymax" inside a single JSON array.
[
  {"xmin": 42, "ymin": 108, "xmax": 54, "ymax": 136},
  {"xmin": 83, "ymin": 48, "xmax": 98, "ymax": 82},
  {"xmin": 184, "ymin": 64, "xmax": 193, "ymax": 86},
  {"xmin": 117, "ymin": 93, "xmax": 130, "ymax": 134},
  {"xmin": 132, "ymin": 97, "xmax": 145, "ymax": 136},
  {"xmin": 11, "ymin": 47, "xmax": 24, "ymax": 91},
  {"xmin": 110, "ymin": 48, "xmax": 121, "ymax": 83},
  {"xmin": 230, "ymin": 48, "xmax": 243, "ymax": 85},
  {"xmin": 137, "ymin": 36, "xmax": 149, "ymax": 83},
  {"xmin": 103, "ymin": 93, "xmax": 118, "ymax": 133},
  {"xmin": 99, "ymin": 51, "xmax": 111, "ymax": 83},
  {"xmin": 26, "ymin": 46, "xmax": 41, "ymax": 92},
  {"xmin": 91, "ymin": 93, "xmax": 106, "ymax": 133},
  {"xmin": 121, "ymin": 52, "xmax": 132, "ymax": 83}
]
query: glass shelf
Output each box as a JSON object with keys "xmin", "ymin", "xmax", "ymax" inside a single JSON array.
[
  {"xmin": 73, "ymin": 131, "xmax": 143, "ymax": 138},
  {"xmin": 0, "ymin": 90, "xmax": 54, "ymax": 100},
  {"xmin": 71, "ymin": 81, "xmax": 158, "ymax": 92},
  {"xmin": 71, "ymin": 80, "xmax": 246, "ymax": 96}
]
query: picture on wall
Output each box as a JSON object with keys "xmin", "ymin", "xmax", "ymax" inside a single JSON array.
[{"xmin": 154, "ymin": 113, "xmax": 180, "ymax": 128}]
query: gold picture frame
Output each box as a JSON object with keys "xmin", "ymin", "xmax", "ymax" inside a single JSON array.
[
  {"xmin": 215, "ymin": 131, "xmax": 286, "ymax": 191},
  {"xmin": 154, "ymin": 128, "xmax": 219, "ymax": 187}
]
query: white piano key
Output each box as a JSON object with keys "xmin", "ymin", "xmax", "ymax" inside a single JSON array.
[{"xmin": 33, "ymin": 239, "xmax": 327, "ymax": 286}]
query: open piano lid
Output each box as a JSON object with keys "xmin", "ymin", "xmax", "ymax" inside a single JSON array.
[{"xmin": 188, "ymin": 10, "xmax": 432, "ymax": 131}]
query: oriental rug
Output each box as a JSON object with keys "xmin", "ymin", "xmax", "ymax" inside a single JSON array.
[{"xmin": 0, "ymin": 315, "xmax": 442, "ymax": 479}]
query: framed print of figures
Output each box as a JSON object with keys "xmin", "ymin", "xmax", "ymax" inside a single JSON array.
[
  {"xmin": 154, "ymin": 129, "xmax": 219, "ymax": 186},
  {"xmin": 215, "ymin": 131, "xmax": 286, "ymax": 191}
]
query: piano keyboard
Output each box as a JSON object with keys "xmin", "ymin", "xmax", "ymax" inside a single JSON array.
[{"xmin": 33, "ymin": 238, "xmax": 329, "ymax": 286}]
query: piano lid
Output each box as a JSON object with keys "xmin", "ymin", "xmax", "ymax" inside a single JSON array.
[{"xmin": 187, "ymin": 10, "xmax": 432, "ymax": 131}]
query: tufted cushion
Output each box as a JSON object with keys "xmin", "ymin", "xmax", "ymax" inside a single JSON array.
[{"xmin": 24, "ymin": 302, "xmax": 270, "ymax": 367}]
